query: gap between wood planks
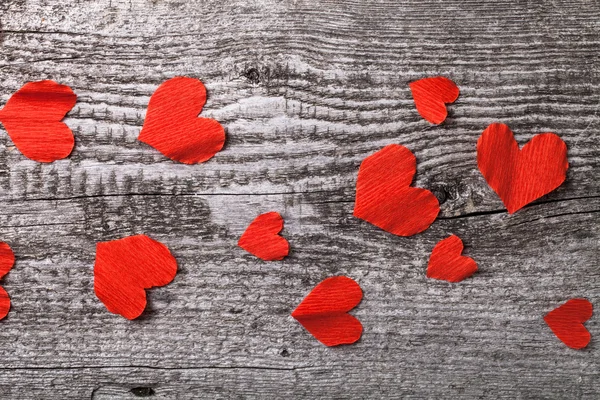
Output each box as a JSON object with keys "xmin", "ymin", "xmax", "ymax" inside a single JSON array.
[
  {"xmin": 8, "ymin": 192, "xmax": 599, "ymax": 221},
  {"xmin": 439, "ymin": 195, "xmax": 600, "ymax": 220},
  {"xmin": 0, "ymin": 364, "xmax": 301, "ymax": 371}
]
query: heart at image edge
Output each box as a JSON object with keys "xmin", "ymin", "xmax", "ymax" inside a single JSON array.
[
  {"xmin": 354, "ymin": 144, "xmax": 440, "ymax": 236},
  {"xmin": 0, "ymin": 242, "xmax": 15, "ymax": 320},
  {"xmin": 0, "ymin": 80, "xmax": 76, "ymax": 162},
  {"xmin": 477, "ymin": 123, "xmax": 568, "ymax": 213},
  {"xmin": 0, "ymin": 287, "xmax": 10, "ymax": 320},
  {"xmin": 292, "ymin": 276, "xmax": 363, "ymax": 346},
  {"xmin": 138, "ymin": 77, "xmax": 225, "ymax": 164},
  {"xmin": 94, "ymin": 235, "xmax": 178, "ymax": 320}
]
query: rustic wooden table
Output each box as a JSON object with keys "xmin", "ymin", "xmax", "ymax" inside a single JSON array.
[{"xmin": 0, "ymin": 0, "xmax": 599, "ymax": 398}]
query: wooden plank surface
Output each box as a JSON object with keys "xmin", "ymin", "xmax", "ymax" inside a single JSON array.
[{"xmin": 0, "ymin": 0, "xmax": 599, "ymax": 398}]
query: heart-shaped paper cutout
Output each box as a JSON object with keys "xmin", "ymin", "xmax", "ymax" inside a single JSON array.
[
  {"xmin": 138, "ymin": 77, "xmax": 225, "ymax": 164},
  {"xmin": 409, "ymin": 77, "xmax": 459, "ymax": 124},
  {"xmin": 544, "ymin": 299, "xmax": 592, "ymax": 349},
  {"xmin": 94, "ymin": 235, "xmax": 178, "ymax": 320},
  {"xmin": 354, "ymin": 144, "xmax": 440, "ymax": 236},
  {"xmin": 238, "ymin": 212, "xmax": 289, "ymax": 261},
  {"xmin": 0, "ymin": 242, "xmax": 15, "ymax": 320},
  {"xmin": 292, "ymin": 276, "xmax": 363, "ymax": 346},
  {"xmin": 427, "ymin": 235, "xmax": 477, "ymax": 282},
  {"xmin": 0, "ymin": 80, "xmax": 77, "ymax": 162},
  {"xmin": 477, "ymin": 123, "xmax": 568, "ymax": 214}
]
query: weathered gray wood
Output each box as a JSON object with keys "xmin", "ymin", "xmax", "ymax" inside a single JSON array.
[{"xmin": 0, "ymin": 0, "xmax": 598, "ymax": 398}]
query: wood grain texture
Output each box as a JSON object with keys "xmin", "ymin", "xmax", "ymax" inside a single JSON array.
[{"xmin": 0, "ymin": 0, "xmax": 599, "ymax": 398}]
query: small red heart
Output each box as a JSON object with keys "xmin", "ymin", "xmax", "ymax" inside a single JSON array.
[
  {"xmin": 0, "ymin": 242, "xmax": 15, "ymax": 320},
  {"xmin": 477, "ymin": 123, "xmax": 568, "ymax": 214},
  {"xmin": 409, "ymin": 77, "xmax": 459, "ymax": 124},
  {"xmin": 354, "ymin": 144, "xmax": 440, "ymax": 236},
  {"xmin": 291, "ymin": 276, "xmax": 363, "ymax": 346},
  {"xmin": 544, "ymin": 299, "xmax": 592, "ymax": 350},
  {"xmin": 427, "ymin": 235, "xmax": 477, "ymax": 282},
  {"xmin": 138, "ymin": 77, "xmax": 225, "ymax": 164},
  {"xmin": 0, "ymin": 80, "xmax": 77, "ymax": 162},
  {"xmin": 238, "ymin": 212, "xmax": 289, "ymax": 261},
  {"xmin": 94, "ymin": 235, "xmax": 178, "ymax": 320}
]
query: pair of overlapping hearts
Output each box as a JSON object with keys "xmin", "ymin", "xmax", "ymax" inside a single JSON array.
[{"xmin": 0, "ymin": 77, "xmax": 591, "ymax": 350}]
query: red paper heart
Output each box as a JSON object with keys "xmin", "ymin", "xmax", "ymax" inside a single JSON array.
[
  {"xmin": 0, "ymin": 80, "xmax": 77, "ymax": 162},
  {"xmin": 138, "ymin": 77, "xmax": 225, "ymax": 164},
  {"xmin": 354, "ymin": 144, "xmax": 440, "ymax": 236},
  {"xmin": 238, "ymin": 212, "xmax": 289, "ymax": 261},
  {"xmin": 477, "ymin": 123, "xmax": 568, "ymax": 214},
  {"xmin": 291, "ymin": 276, "xmax": 363, "ymax": 346},
  {"xmin": 427, "ymin": 235, "xmax": 477, "ymax": 282},
  {"xmin": 94, "ymin": 235, "xmax": 178, "ymax": 320},
  {"xmin": 409, "ymin": 77, "xmax": 459, "ymax": 124},
  {"xmin": 544, "ymin": 299, "xmax": 592, "ymax": 350},
  {"xmin": 0, "ymin": 242, "xmax": 15, "ymax": 320}
]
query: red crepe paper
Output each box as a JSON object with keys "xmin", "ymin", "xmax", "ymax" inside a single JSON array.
[
  {"xmin": 354, "ymin": 144, "xmax": 440, "ymax": 236},
  {"xmin": 544, "ymin": 299, "xmax": 592, "ymax": 350},
  {"xmin": 94, "ymin": 235, "xmax": 178, "ymax": 320},
  {"xmin": 291, "ymin": 276, "xmax": 363, "ymax": 346},
  {"xmin": 0, "ymin": 242, "xmax": 15, "ymax": 320},
  {"xmin": 238, "ymin": 212, "xmax": 289, "ymax": 261},
  {"xmin": 477, "ymin": 123, "xmax": 568, "ymax": 214},
  {"xmin": 0, "ymin": 80, "xmax": 76, "ymax": 162},
  {"xmin": 427, "ymin": 235, "xmax": 477, "ymax": 282},
  {"xmin": 409, "ymin": 77, "xmax": 459, "ymax": 124},
  {"xmin": 138, "ymin": 77, "xmax": 225, "ymax": 164}
]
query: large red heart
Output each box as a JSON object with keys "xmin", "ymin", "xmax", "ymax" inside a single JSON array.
[
  {"xmin": 94, "ymin": 235, "xmax": 178, "ymax": 320},
  {"xmin": 238, "ymin": 212, "xmax": 289, "ymax": 261},
  {"xmin": 0, "ymin": 242, "xmax": 15, "ymax": 320},
  {"xmin": 354, "ymin": 144, "xmax": 440, "ymax": 236},
  {"xmin": 427, "ymin": 235, "xmax": 477, "ymax": 282},
  {"xmin": 0, "ymin": 80, "xmax": 77, "ymax": 162},
  {"xmin": 138, "ymin": 77, "xmax": 225, "ymax": 164},
  {"xmin": 477, "ymin": 123, "xmax": 568, "ymax": 214},
  {"xmin": 409, "ymin": 77, "xmax": 459, "ymax": 124},
  {"xmin": 291, "ymin": 276, "xmax": 363, "ymax": 346},
  {"xmin": 544, "ymin": 299, "xmax": 592, "ymax": 350}
]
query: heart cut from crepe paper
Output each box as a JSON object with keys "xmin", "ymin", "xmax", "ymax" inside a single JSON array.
[
  {"xmin": 427, "ymin": 235, "xmax": 477, "ymax": 282},
  {"xmin": 94, "ymin": 235, "xmax": 178, "ymax": 320},
  {"xmin": 0, "ymin": 80, "xmax": 77, "ymax": 162},
  {"xmin": 138, "ymin": 77, "xmax": 225, "ymax": 164},
  {"xmin": 354, "ymin": 144, "xmax": 440, "ymax": 236},
  {"xmin": 544, "ymin": 299, "xmax": 592, "ymax": 350},
  {"xmin": 409, "ymin": 77, "xmax": 459, "ymax": 124},
  {"xmin": 477, "ymin": 123, "xmax": 568, "ymax": 214},
  {"xmin": 0, "ymin": 242, "xmax": 15, "ymax": 320},
  {"xmin": 238, "ymin": 212, "xmax": 289, "ymax": 261},
  {"xmin": 291, "ymin": 276, "xmax": 363, "ymax": 346}
]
